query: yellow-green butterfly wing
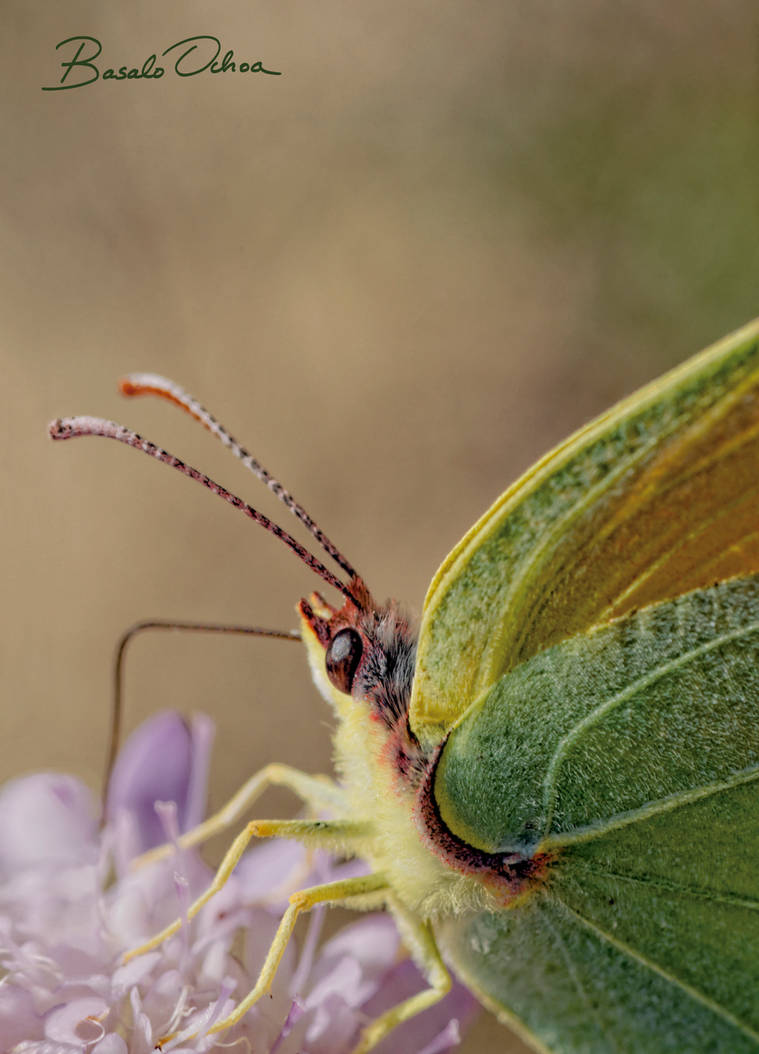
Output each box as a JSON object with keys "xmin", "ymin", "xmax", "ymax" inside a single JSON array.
[
  {"xmin": 436, "ymin": 574, "xmax": 759, "ymax": 1052},
  {"xmin": 410, "ymin": 317, "xmax": 759, "ymax": 743},
  {"xmin": 411, "ymin": 318, "xmax": 759, "ymax": 1050}
]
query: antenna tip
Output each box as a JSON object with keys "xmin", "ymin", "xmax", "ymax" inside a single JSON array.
[
  {"xmin": 118, "ymin": 377, "xmax": 140, "ymax": 397},
  {"xmin": 119, "ymin": 373, "xmax": 174, "ymax": 399},
  {"xmin": 48, "ymin": 418, "xmax": 71, "ymax": 440}
]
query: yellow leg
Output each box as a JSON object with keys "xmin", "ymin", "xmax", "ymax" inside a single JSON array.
[
  {"xmin": 162, "ymin": 872, "xmax": 389, "ymax": 1045},
  {"xmin": 353, "ymin": 898, "xmax": 452, "ymax": 1054},
  {"xmin": 134, "ymin": 762, "xmax": 345, "ymax": 868},
  {"xmin": 123, "ymin": 816, "xmax": 368, "ymax": 964},
  {"xmin": 246, "ymin": 817, "xmax": 370, "ymax": 848}
]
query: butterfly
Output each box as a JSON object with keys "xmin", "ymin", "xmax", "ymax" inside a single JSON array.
[{"xmin": 50, "ymin": 316, "xmax": 759, "ymax": 1053}]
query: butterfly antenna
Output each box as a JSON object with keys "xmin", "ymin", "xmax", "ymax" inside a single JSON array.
[
  {"xmin": 48, "ymin": 416, "xmax": 363, "ymax": 607},
  {"xmin": 119, "ymin": 374, "xmax": 361, "ymax": 583},
  {"xmin": 106, "ymin": 619, "xmax": 300, "ymax": 805}
]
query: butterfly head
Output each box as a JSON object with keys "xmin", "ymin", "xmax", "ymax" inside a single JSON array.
[{"xmin": 298, "ymin": 580, "xmax": 419, "ymax": 734}]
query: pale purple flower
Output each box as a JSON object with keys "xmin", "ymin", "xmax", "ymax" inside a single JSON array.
[{"xmin": 0, "ymin": 712, "xmax": 478, "ymax": 1053}]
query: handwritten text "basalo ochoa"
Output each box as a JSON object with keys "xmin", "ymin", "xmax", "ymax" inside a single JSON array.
[{"xmin": 42, "ymin": 35, "xmax": 281, "ymax": 91}]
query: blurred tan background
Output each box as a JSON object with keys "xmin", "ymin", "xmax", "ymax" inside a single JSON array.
[{"xmin": 3, "ymin": 3, "xmax": 759, "ymax": 1051}]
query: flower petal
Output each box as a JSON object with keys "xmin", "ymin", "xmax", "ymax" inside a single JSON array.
[
  {"xmin": 0, "ymin": 982, "xmax": 42, "ymax": 1046},
  {"xmin": 0, "ymin": 774, "xmax": 97, "ymax": 874},
  {"xmin": 106, "ymin": 712, "xmax": 212, "ymax": 853},
  {"xmin": 44, "ymin": 997, "xmax": 109, "ymax": 1043},
  {"xmin": 92, "ymin": 1036, "xmax": 128, "ymax": 1054}
]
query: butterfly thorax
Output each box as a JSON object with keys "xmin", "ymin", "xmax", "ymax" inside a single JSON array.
[{"xmin": 299, "ymin": 589, "xmax": 549, "ymax": 917}]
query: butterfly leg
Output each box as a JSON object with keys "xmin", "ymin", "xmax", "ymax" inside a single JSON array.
[
  {"xmin": 243, "ymin": 816, "xmax": 371, "ymax": 849},
  {"xmin": 161, "ymin": 872, "xmax": 389, "ymax": 1046},
  {"xmin": 353, "ymin": 896, "xmax": 451, "ymax": 1054},
  {"xmin": 134, "ymin": 762, "xmax": 345, "ymax": 867},
  {"xmin": 123, "ymin": 813, "xmax": 370, "ymax": 963}
]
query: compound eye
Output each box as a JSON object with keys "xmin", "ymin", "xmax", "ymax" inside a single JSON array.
[{"xmin": 325, "ymin": 628, "xmax": 363, "ymax": 695}]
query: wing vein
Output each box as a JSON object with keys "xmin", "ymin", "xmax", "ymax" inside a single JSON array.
[
  {"xmin": 537, "ymin": 897, "xmax": 620, "ymax": 1053},
  {"xmin": 481, "ymin": 434, "xmax": 662, "ymax": 687},
  {"xmin": 554, "ymin": 898, "xmax": 759, "ymax": 1043},
  {"xmin": 498, "ymin": 353, "xmax": 759, "ymax": 678},
  {"xmin": 541, "ymin": 622, "xmax": 759, "ymax": 836},
  {"xmin": 540, "ymin": 763, "xmax": 759, "ymax": 848},
  {"xmin": 564, "ymin": 859, "xmax": 759, "ymax": 911},
  {"xmin": 597, "ymin": 481, "xmax": 759, "ymax": 622}
]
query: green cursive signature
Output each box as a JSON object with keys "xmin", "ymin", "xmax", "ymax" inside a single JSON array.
[{"xmin": 42, "ymin": 35, "xmax": 282, "ymax": 91}]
